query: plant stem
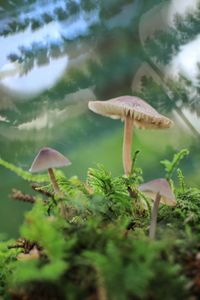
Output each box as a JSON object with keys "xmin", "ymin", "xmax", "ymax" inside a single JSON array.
[
  {"xmin": 123, "ymin": 116, "xmax": 133, "ymax": 175},
  {"xmin": 96, "ymin": 269, "xmax": 107, "ymax": 300},
  {"xmin": 48, "ymin": 168, "xmax": 60, "ymax": 194},
  {"xmin": 149, "ymin": 192, "xmax": 161, "ymax": 239}
]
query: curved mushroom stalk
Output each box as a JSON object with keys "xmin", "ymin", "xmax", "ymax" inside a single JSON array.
[
  {"xmin": 123, "ymin": 116, "xmax": 134, "ymax": 175},
  {"xmin": 88, "ymin": 96, "xmax": 173, "ymax": 177},
  {"xmin": 149, "ymin": 192, "xmax": 161, "ymax": 239},
  {"xmin": 139, "ymin": 178, "xmax": 177, "ymax": 240},
  {"xmin": 29, "ymin": 147, "xmax": 71, "ymax": 196},
  {"xmin": 48, "ymin": 168, "xmax": 60, "ymax": 194}
]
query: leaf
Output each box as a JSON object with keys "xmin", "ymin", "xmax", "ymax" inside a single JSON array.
[{"xmin": 160, "ymin": 149, "xmax": 189, "ymax": 180}]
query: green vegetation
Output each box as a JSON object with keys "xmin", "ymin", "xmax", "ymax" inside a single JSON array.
[
  {"xmin": 1, "ymin": 2, "xmax": 199, "ymax": 298},
  {"xmin": 0, "ymin": 149, "xmax": 200, "ymax": 299}
]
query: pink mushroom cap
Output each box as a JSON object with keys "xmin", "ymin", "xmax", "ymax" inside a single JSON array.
[
  {"xmin": 139, "ymin": 178, "xmax": 176, "ymax": 206},
  {"xmin": 29, "ymin": 147, "xmax": 71, "ymax": 173},
  {"xmin": 88, "ymin": 95, "xmax": 173, "ymax": 129}
]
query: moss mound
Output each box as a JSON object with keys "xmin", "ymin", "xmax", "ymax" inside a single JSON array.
[{"xmin": 0, "ymin": 150, "xmax": 199, "ymax": 299}]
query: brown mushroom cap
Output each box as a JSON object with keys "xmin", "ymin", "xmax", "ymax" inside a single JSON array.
[
  {"xmin": 88, "ymin": 95, "xmax": 173, "ymax": 129},
  {"xmin": 139, "ymin": 178, "xmax": 176, "ymax": 206},
  {"xmin": 29, "ymin": 147, "xmax": 71, "ymax": 173}
]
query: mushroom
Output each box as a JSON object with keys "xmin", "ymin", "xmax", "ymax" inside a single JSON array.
[
  {"xmin": 88, "ymin": 96, "xmax": 173, "ymax": 175},
  {"xmin": 17, "ymin": 246, "xmax": 40, "ymax": 261},
  {"xmin": 139, "ymin": 178, "xmax": 176, "ymax": 239},
  {"xmin": 29, "ymin": 147, "xmax": 71, "ymax": 194}
]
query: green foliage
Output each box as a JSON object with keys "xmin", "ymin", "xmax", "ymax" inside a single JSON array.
[
  {"xmin": 177, "ymin": 168, "xmax": 186, "ymax": 192},
  {"xmin": 0, "ymin": 240, "xmax": 19, "ymax": 296},
  {"xmin": 11, "ymin": 259, "xmax": 66, "ymax": 285},
  {"xmin": 138, "ymin": 76, "xmax": 174, "ymax": 114},
  {"xmin": 129, "ymin": 150, "xmax": 143, "ymax": 185},
  {"xmin": 9, "ymin": 200, "xmax": 69, "ymax": 286},
  {"xmin": 0, "ymin": 158, "xmax": 48, "ymax": 183},
  {"xmin": 20, "ymin": 200, "xmax": 65, "ymax": 260},
  {"xmin": 84, "ymin": 239, "xmax": 185, "ymax": 300},
  {"xmin": 87, "ymin": 165, "xmax": 137, "ymax": 219},
  {"xmin": 58, "ymin": 175, "xmax": 90, "ymax": 198},
  {"xmin": 0, "ymin": 158, "xmax": 66, "ymax": 195},
  {"xmin": 159, "ymin": 187, "xmax": 200, "ymax": 228},
  {"xmin": 0, "ymin": 149, "xmax": 199, "ymax": 299},
  {"xmin": 140, "ymin": 4, "xmax": 200, "ymax": 137},
  {"xmin": 160, "ymin": 149, "xmax": 189, "ymax": 180},
  {"xmin": 145, "ymin": 6, "xmax": 200, "ymax": 65},
  {"xmin": 87, "ymin": 165, "xmax": 129, "ymax": 199}
]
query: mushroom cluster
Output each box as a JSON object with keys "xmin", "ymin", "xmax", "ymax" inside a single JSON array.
[
  {"xmin": 28, "ymin": 94, "xmax": 176, "ymax": 240},
  {"xmin": 88, "ymin": 95, "xmax": 173, "ymax": 175}
]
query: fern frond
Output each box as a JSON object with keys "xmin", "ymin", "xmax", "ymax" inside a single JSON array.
[
  {"xmin": 177, "ymin": 168, "xmax": 186, "ymax": 193},
  {"xmin": 160, "ymin": 149, "xmax": 189, "ymax": 180}
]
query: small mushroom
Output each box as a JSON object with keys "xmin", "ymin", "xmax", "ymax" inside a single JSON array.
[
  {"xmin": 17, "ymin": 246, "xmax": 40, "ymax": 261},
  {"xmin": 29, "ymin": 147, "xmax": 71, "ymax": 194},
  {"xmin": 88, "ymin": 96, "xmax": 173, "ymax": 175},
  {"xmin": 139, "ymin": 178, "xmax": 176, "ymax": 239}
]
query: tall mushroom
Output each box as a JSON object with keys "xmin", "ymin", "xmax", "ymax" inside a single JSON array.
[
  {"xmin": 29, "ymin": 147, "xmax": 71, "ymax": 194},
  {"xmin": 88, "ymin": 96, "xmax": 173, "ymax": 175},
  {"xmin": 139, "ymin": 178, "xmax": 176, "ymax": 239}
]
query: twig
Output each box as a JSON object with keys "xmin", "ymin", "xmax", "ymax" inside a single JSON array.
[
  {"xmin": 8, "ymin": 238, "xmax": 40, "ymax": 253},
  {"xmin": 31, "ymin": 183, "xmax": 54, "ymax": 197},
  {"xmin": 11, "ymin": 189, "xmax": 36, "ymax": 203}
]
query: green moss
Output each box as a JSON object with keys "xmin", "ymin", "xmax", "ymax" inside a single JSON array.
[
  {"xmin": 159, "ymin": 188, "xmax": 200, "ymax": 229},
  {"xmin": 0, "ymin": 150, "xmax": 199, "ymax": 299}
]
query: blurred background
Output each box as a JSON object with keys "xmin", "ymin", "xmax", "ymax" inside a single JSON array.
[{"xmin": 0, "ymin": 0, "xmax": 200, "ymax": 237}]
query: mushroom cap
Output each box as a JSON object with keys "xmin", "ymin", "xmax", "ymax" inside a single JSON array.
[
  {"xmin": 88, "ymin": 95, "xmax": 173, "ymax": 129},
  {"xmin": 29, "ymin": 147, "xmax": 71, "ymax": 173},
  {"xmin": 139, "ymin": 178, "xmax": 176, "ymax": 206}
]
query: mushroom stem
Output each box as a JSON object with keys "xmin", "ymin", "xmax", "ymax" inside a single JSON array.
[
  {"xmin": 48, "ymin": 168, "xmax": 60, "ymax": 194},
  {"xmin": 123, "ymin": 116, "xmax": 133, "ymax": 175},
  {"xmin": 149, "ymin": 192, "xmax": 161, "ymax": 239},
  {"xmin": 96, "ymin": 268, "xmax": 107, "ymax": 300}
]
